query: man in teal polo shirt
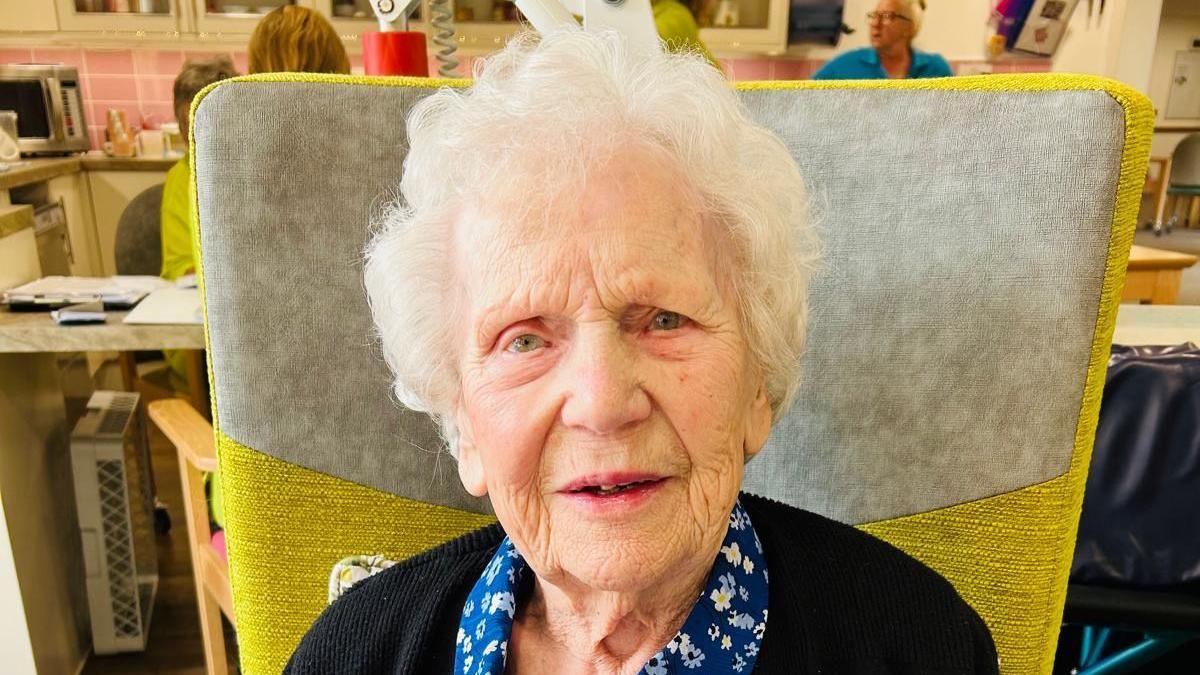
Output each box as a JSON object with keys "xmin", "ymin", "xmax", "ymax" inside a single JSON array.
[{"xmin": 814, "ymin": 0, "xmax": 952, "ymax": 80}]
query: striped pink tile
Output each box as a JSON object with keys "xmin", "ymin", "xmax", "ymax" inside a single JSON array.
[
  {"xmin": 0, "ymin": 48, "xmax": 33, "ymax": 65},
  {"xmin": 90, "ymin": 101, "xmax": 140, "ymax": 129},
  {"xmin": 1016, "ymin": 60, "xmax": 1051, "ymax": 72},
  {"xmin": 87, "ymin": 75, "xmax": 138, "ymax": 100},
  {"xmin": 183, "ymin": 51, "xmax": 232, "ymax": 65},
  {"xmin": 85, "ymin": 49, "xmax": 135, "ymax": 75},
  {"xmin": 771, "ymin": 59, "xmax": 812, "ymax": 81},
  {"xmin": 87, "ymin": 127, "xmax": 105, "ymax": 150},
  {"xmin": 31, "ymin": 48, "xmax": 86, "ymax": 71},
  {"xmin": 138, "ymin": 102, "xmax": 176, "ymax": 128},
  {"xmin": 731, "ymin": 58, "xmax": 772, "ymax": 81},
  {"xmin": 138, "ymin": 75, "xmax": 176, "ymax": 103},
  {"xmin": 133, "ymin": 49, "xmax": 184, "ymax": 76}
]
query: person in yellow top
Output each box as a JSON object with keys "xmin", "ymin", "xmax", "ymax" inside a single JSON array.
[
  {"xmin": 653, "ymin": 0, "xmax": 718, "ymax": 68},
  {"xmin": 161, "ymin": 57, "xmax": 238, "ymax": 285}
]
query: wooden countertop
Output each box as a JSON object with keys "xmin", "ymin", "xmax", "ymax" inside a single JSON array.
[
  {"xmin": 79, "ymin": 154, "xmax": 179, "ymax": 171},
  {"xmin": 0, "ymin": 307, "xmax": 205, "ymax": 353},
  {"xmin": 0, "ymin": 157, "xmax": 81, "ymax": 191},
  {"xmin": 1127, "ymin": 245, "xmax": 1199, "ymax": 271},
  {"xmin": 0, "ymin": 153, "xmax": 177, "ymax": 191}
]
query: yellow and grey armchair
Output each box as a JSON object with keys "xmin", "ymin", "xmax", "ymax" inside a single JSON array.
[{"xmin": 181, "ymin": 72, "xmax": 1151, "ymax": 674}]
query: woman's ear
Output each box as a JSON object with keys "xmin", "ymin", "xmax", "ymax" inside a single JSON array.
[
  {"xmin": 743, "ymin": 382, "xmax": 772, "ymax": 462},
  {"xmin": 455, "ymin": 406, "xmax": 488, "ymax": 497}
]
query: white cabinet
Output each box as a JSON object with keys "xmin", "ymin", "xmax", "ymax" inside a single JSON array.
[
  {"xmin": 701, "ymin": 0, "xmax": 788, "ymax": 55},
  {"xmin": 0, "ymin": 2, "xmax": 61, "ymax": 32},
  {"xmin": 53, "ymin": 0, "xmax": 183, "ymax": 33},
  {"xmin": 47, "ymin": 172, "xmax": 104, "ymax": 277},
  {"xmin": 187, "ymin": 0, "xmax": 317, "ymax": 35},
  {"xmin": 314, "ymin": 0, "xmax": 427, "ymax": 39},
  {"xmin": 310, "ymin": 0, "xmax": 789, "ymax": 57},
  {"xmin": 439, "ymin": 0, "xmax": 788, "ymax": 57}
]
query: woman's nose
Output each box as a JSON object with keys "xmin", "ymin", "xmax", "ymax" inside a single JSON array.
[{"xmin": 559, "ymin": 328, "xmax": 652, "ymax": 435}]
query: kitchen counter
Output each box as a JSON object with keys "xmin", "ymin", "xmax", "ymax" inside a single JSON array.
[
  {"xmin": 0, "ymin": 306, "xmax": 205, "ymax": 352},
  {"xmin": 80, "ymin": 154, "xmax": 179, "ymax": 171},
  {"xmin": 0, "ymin": 157, "xmax": 80, "ymax": 191},
  {"xmin": 0, "ymin": 153, "xmax": 179, "ymax": 191}
]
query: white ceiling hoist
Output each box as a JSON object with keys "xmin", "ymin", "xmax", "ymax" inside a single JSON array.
[{"xmin": 368, "ymin": 0, "xmax": 661, "ymax": 77}]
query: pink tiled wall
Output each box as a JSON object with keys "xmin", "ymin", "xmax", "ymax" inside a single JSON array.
[{"xmin": 0, "ymin": 45, "xmax": 1050, "ymax": 150}]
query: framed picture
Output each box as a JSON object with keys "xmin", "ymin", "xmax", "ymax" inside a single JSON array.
[{"xmin": 1013, "ymin": 0, "xmax": 1080, "ymax": 56}]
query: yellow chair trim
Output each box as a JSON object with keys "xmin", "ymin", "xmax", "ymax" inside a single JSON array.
[
  {"xmin": 858, "ymin": 75, "xmax": 1152, "ymax": 674},
  {"xmin": 216, "ymin": 430, "xmax": 496, "ymax": 675},
  {"xmin": 861, "ymin": 474, "xmax": 1068, "ymax": 673}
]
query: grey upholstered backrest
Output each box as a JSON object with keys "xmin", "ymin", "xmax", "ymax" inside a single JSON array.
[
  {"xmin": 193, "ymin": 76, "xmax": 1131, "ymax": 525},
  {"xmin": 114, "ymin": 183, "xmax": 164, "ymax": 276}
]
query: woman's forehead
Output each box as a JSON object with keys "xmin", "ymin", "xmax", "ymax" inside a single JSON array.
[{"xmin": 452, "ymin": 170, "xmax": 730, "ymax": 319}]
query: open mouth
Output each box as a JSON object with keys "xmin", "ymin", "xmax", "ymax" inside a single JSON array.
[{"xmin": 569, "ymin": 478, "xmax": 662, "ymax": 496}]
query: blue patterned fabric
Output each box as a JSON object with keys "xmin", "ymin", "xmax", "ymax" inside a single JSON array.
[{"xmin": 454, "ymin": 499, "xmax": 769, "ymax": 674}]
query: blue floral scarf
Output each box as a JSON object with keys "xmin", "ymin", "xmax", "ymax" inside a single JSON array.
[{"xmin": 454, "ymin": 499, "xmax": 768, "ymax": 674}]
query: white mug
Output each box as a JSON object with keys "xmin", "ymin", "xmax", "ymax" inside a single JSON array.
[{"xmin": 0, "ymin": 111, "xmax": 18, "ymax": 161}]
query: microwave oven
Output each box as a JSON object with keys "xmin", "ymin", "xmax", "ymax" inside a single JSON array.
[{"xmin": 0, "ymin": 64, "xmax": 89, "ymax": 156}]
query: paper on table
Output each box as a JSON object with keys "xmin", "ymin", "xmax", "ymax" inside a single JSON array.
[
  {"xmin": 122, "ymin": 287, "xmax": 202, "ymax": 325},
  {"xmin": 51, "ymin": 301, "xmax": 107, "ymax": 325},
  {"xmin": 3, "ymin": 275, "xmax": 170, "ymax": 306}
]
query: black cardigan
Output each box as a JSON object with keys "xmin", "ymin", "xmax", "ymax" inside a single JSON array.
[{"xmin": 285, "ymin": 493, "xmax": 999, "ymax": 674}]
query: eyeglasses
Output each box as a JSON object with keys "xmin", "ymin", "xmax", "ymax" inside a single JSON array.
[{"xmin": 866, "ymin": 11, "xmax": 912, "ymax": 24}]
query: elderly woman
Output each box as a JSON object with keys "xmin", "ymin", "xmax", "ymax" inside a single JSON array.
[
  {"xmin": 814, "ymin": 0, "xmax": 952, "ymax": 80},
  {"xmin": 286, "ymin": 30, "xmax": 996, "ymax": 674}
]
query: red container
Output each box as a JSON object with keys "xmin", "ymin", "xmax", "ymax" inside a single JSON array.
[{"xmin": 362, "ymin": 31, "xmax": 429, "ymax": 77}]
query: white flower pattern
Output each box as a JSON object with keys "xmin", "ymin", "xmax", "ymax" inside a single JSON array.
[{"xmin": 452, "ymin": 500, "xmax": 768, "ymax": 675}]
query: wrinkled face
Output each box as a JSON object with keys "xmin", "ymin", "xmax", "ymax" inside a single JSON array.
[
  {"xmin": 869, "ymin": 0, "xmax": 915, "ymax": 52},
  {"xmin": 451, "ymin": 147, "xmax": 773, "ymax": 593}
]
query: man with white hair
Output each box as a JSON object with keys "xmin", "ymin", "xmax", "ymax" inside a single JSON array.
[{"xmin": 814, "ymin": 0, "xmax": 952, "ymax": 80}]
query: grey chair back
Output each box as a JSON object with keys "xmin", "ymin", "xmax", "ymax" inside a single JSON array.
[{"xmin": 191, "ymin": 74, "xmax": 1152, "ymax": 675}]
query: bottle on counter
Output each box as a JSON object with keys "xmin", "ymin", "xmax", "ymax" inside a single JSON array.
[{"xmin": 106, "ymin": 109, "xmax": 135, "ymax": 158}]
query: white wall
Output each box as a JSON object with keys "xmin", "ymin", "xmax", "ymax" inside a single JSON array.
[
  {"xmin": 1147, "ymin": 1, "xmax": 1200, "ymax": 158},
  {"xmin": 1052, "ymin": 0, "xmax": 1164, "ymax": 91},
  {"xmin": 1149, "ymin": 5, "xmax": 1200, "ymax": 127}
]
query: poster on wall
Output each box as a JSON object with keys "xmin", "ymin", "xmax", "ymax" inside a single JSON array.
[{"xmin": 1012, "ymin": 0, "xmax": 1080, "ymax": 56}]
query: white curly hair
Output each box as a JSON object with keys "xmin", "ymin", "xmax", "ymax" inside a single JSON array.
[{"xmin": 363, "ymin": 29, "xmax": 819, "ymax": 456}]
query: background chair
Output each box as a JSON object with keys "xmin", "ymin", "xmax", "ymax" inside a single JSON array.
[
  {"xmin": 1164, "ymin": 133, "xmax": 1200, "ymax": 229},
  {"xmin": 112, "ymin": 183, "xmax": 208, "ymax": 415},
  {"xmin": 186, "ymin": 73, "xmax": 1151, "ymax": 674},
  {"xmin": 1061, "ymin": 344, "xmax": 1200, "ymax": 671},
  {"xmin": 113, "ymin": 183, "xmax": 164, "ymax": 276}
]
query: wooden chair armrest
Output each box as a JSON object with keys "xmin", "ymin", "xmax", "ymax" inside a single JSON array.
[{"xmin": 148, "ymin": 398, "xmax": 218, "ymax": 473}]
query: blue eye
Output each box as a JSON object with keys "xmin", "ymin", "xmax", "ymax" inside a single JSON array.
[
  {"xmin": 650, "ymin": 311, "xmax": 685, "ymax": 331},
  {"xmin": 506, "ymin": 334, "xmax": 545, "ymax": 353}
]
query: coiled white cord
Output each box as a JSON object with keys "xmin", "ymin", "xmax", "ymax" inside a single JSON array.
[{"xmin": 429, "ymin": 0, "xmax": 460, "ymax": 77}]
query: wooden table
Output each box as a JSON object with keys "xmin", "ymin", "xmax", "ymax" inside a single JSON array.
[
  {"xmin": 0, "ymin": 307, "xmax": 204, "ymax": 352},
  {"xmin": 1112, "ymin": 304, "xmax": 1200, "ymax": 346},
  {"xmin": 1122, "ymin": 245, "xmax": 1199, "ymax": 304}
]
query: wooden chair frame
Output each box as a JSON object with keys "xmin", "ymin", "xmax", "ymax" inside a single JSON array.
[{"xmin": 148, "ymin": 398, "xmax": 235, "ymax": 675}]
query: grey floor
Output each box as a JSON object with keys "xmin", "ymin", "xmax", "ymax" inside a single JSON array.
[{"xmin": 1133, "ymin": 227, "xmax": 1200, "ymax": 306}]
